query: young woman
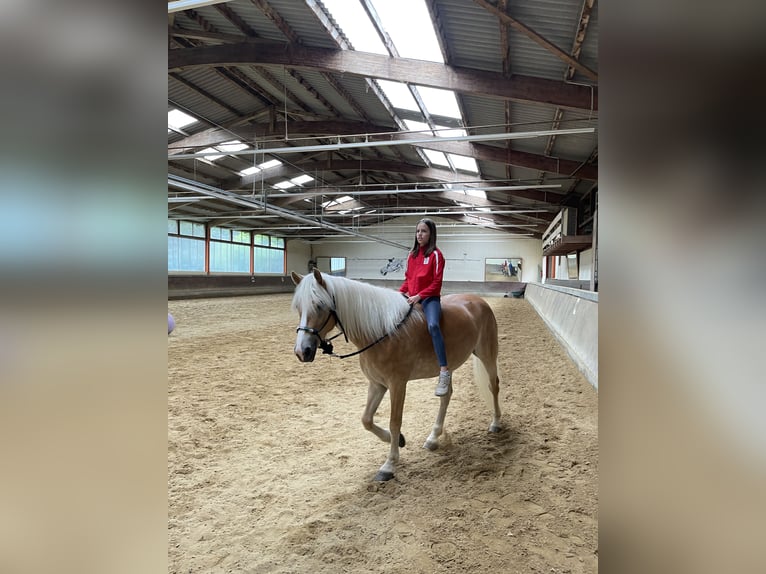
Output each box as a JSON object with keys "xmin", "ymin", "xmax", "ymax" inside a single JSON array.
[{"xmin": 399, "ymin": 218, "xmax": 451, "ymax": 396}]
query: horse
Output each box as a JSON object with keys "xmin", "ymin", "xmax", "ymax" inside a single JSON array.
[{"xmin": 291, "ymin": 269, "xmax": 502, "ymax": 482}]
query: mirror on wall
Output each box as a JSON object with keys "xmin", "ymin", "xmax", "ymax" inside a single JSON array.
[
  {"xmin": 484, "ymin": 257, "xmax": 522, "ymax": 281},
  {"xmin": 315, "ymin": 256, "xmax": 346, "ymax": 276}
]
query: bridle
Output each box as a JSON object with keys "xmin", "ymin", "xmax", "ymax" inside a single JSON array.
[
  {"xmin": 295, "ymin": 299, "xmax": 348, "ymax": 356},
  {"xmin": 296, "ymin": 297, "xmax": 414, "ymax": 359}
]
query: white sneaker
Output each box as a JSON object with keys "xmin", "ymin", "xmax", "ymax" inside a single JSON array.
[{"xmin": 435, "ymin": 370, "xmax": 452, "ymax": 396}]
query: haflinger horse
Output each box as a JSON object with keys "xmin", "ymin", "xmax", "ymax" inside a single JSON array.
[{"xmin": 291, "ymin": 269, "xmax": 502, "ymax": 482}]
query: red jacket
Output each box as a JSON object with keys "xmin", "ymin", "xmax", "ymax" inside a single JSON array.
[{"xmin": 399, "ymin": 247, "xmax": 445, "ymax": 299}]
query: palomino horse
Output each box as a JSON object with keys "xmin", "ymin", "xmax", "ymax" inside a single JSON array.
[{"xmin": 291, "ymin": 269, "xmax": 502, "ymax": 481}]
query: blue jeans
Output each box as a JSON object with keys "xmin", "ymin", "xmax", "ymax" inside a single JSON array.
[{"xmin": 421, "ymin": 297, "xmax": 448, "ymax": 368}]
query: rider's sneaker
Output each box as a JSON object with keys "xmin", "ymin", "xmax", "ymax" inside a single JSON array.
[{"xmin": 435, "ymin": 370, "xmax": 452, "ymax": 397}]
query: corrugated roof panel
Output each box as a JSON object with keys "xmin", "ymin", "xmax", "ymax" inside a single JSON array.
[
  {"xmin": 172, "ymin": 67, "xmax": 262, "ymax": 118},
  {"xmin": 263, "ymin": 0, "xmax": 345, "ymax": 49},
  {"xmin": 510, "ymin": 166, "xmax": 545, "ymax": 182},
  {"xmin": 432, "ymin": 0, "xmax": 504, "ymax": 72},
  {"xmin": 169, "ymin": 15, "xmax": 207, "ymax": 37},
  {"xmin": 477, "ymin": 161, "xmax": 510, "ymax": 182},
  {"xmin": 181, "ymin": 2, "xmax": 285, "ymax": 41},
  {"xmin": 548, "ymin": 108, "xmax": 597, "ymax": 158},
  {"xmin": 510, "ymin": 101, "xmax": 559, "ymax": 132},
  {"xmin": 326, "ymin": 75, "xmax": 402, "ymax": 126},
  {"xmin": 508, "ymin": 37, "xmax": 569, "ymax": 80},
  {"xmin": 169, "ymin": 76, "xmax": 234, "ymax": 128},
  {"xmin": 550, "ymin": 130, "xmax": 597, "ymax": 160},
  {"xmin": 235, "ymin": 65, "xmax": 337, "ymax": 116},
  {"xmin": 506, "ymin": 0, "xmax": 583, "ymax": 80},
  {"xmin": 460, "ymin": 94, "xmax": 507, "ymax": 135}
]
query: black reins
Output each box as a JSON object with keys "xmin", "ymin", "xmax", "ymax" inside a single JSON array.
[{"xmin": 296, "ymin": 301, "xmax": 414, "ymax": 359}]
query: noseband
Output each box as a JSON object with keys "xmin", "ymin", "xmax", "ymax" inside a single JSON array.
[{"xmin": 296, "ymin": 301, "xmax": 348, "ymax": 356}]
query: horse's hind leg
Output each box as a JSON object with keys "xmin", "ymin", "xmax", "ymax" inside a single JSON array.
[
  {"xmin": 423, "ymin": 386, "xmax": 452, "ymax": 451},
  {"xmin": 474, "ymin": 353, "xmax": 502, "ymax": 433}
]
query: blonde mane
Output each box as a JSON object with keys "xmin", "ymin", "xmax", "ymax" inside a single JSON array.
[{"xmin": 292, "ymin": 273, "xmax": 412, "ymax": 343}]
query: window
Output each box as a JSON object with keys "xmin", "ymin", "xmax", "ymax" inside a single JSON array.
[
  {"xmin": 315, "ymin": 256, "xmax": 346, "ymax": 277},
  {"xmin": 253, "ymin": 234, "xmax": 285, "ymax": 274},
  {"xmin": 168, "ymin": 222, "xmax": 284, "ymax": 274},
  {"xmin": 209, "ymin": 226, "xmax": 248, "ymax": 273},
  {"xmin": 168, "ymin": 219, "xmax": 205, "ymax": 272}
]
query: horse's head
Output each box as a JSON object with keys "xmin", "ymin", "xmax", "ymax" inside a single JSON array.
[{"xmin": 291, "ymin": 269, "xmax": 339, "ymax": 362}]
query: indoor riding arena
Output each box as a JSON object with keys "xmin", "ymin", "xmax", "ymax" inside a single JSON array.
[{"xmin": 168, "ymin": 1, "xmax": 598, "ymax": 573}]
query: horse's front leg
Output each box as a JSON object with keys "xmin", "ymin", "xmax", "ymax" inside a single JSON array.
[
  {"xmin": 373, "ymin": 381, "xmax": 407, "ymax": 482},
  {"xmin": 362, "ymin": 381, "xmax": 407, "ymax": 446},
  {"xmin": 423, "ymin": 383, "xmax": 453, "ymax": 450}
]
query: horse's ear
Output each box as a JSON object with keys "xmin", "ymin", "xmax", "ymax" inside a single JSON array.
[
  {"xmin": 312, "ymin": 267, "xmax": 324, "ymax": 286},
  {"xmin": 290, "ymin": 271, "xmax": 303, "ymax": 286}
]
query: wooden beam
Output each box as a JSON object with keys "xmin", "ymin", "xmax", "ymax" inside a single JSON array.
[
  {"xmin": 472, "ymin": 0, "xmax": 598, "ymax": 82},
  {"xmin": 169, "ymin": 43, "xmax": 598, "ymax": 111}
]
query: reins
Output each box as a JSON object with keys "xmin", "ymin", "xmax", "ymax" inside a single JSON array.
[{"xmin": 297, "ymin": 301, "xmax": 414, "ymax": 360}]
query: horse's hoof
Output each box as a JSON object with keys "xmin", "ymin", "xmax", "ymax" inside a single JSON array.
[
  {"xmin": 488, "ymin": 424, "xmax": 502, "ymax": 433},
  {"xmin": 374, "ymin": 470, "xmax": 394, "ymax": 482},
  {"xmin": 399, "ymin": 433, "xmax": 406, "ymax": 447},
  {"xmin": 423, "ymin": 440, "xmax": 438, "ymax": 451}
]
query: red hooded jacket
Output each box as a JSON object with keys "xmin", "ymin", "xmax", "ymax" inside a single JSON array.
[{"xmin": 399, "ymin": 247, "xmax": 445, "ymax": 299}]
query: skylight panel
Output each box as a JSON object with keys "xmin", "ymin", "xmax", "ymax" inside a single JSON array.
[
  {"xmin": 199, "ymin": 147, "xmax": 224, "ymax": 161},
  {"xmin": 434, "ymin": 125, "xmax": 467, "ymax": 138},
  {"xmin": 403, "ymin": 120, "xmax": 433, "ymax": 136},
  {"xmin": 376, "ymin": 80, "xmax": 419, "ymax": 112},
  {"xmin": 240, "ymin": 166, "xmax": 261, "ymax": 176},
  {"xmin": 290, "ymin": 174, "xmax": 314, "ymax": 185},
  {"xmin": 450, "ymin": 154, "xmax": 479, "ymax": 173},
  {"xmin": 321, "ymin": 195, "xmax": 354, "ymax": 209},
  {"xmin": 217, "ymin": 140, "xmax": 248, "ymax": 152},
  {"xmin": 423, "ymin": 149, "xmax": 450, "ymax": 167},
  {"xmin": 168, "ymin": 109, "xmax": 196, "ymax": 130},
  {"xmin": 273, "ymin": 180, "xmax": 296, "ymax": 190},
  {"xmin": 465, "ymin": 188, "xmax": 487, "ymax": 200},
  {"xmin": 258, "ymin": 159, "xmax": 281, "ymax": 170},
  {"xmin": 369, "ymin": 0, "xmax": 444, "ymax": 63},
  {"xmin": 321, "ymin": 0, "xmax": 387, "ymax": 55},
  {"xmin": 416, "ymin": 86, "xmax": 462, "ymax": 118}
]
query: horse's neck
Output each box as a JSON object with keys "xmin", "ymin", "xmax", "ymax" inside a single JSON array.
[{"xmin": 331, "ymin": 278, "xmax": 407, "ymax": 346}]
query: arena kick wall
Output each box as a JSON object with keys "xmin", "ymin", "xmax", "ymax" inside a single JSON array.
[{"xmin": 525, "ymin": 283, "xmax": 598, "ymax": 389}]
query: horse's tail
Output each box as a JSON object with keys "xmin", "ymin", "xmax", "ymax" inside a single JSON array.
[{"xmin": 473, "ymin": 355, "xmax": 496, "ymax": 411}]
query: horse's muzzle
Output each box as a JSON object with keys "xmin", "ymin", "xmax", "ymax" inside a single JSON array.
[{"xmin": 295, "ymin": 343, "xmax": 317, "ymax": 362}]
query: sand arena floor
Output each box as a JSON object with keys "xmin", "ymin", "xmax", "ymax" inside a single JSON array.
[{"xmin": 168, "ymin": 293, "xmax": 597, "ymax": 573}]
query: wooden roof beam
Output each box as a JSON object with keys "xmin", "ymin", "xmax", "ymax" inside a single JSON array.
[
  {"xmin": 169, "ymin": 42, "xmax": 598, "ymax": 111},
  {"xmin": 472, "ymin": 0, "xmax": 597, "ymax": 82}
]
